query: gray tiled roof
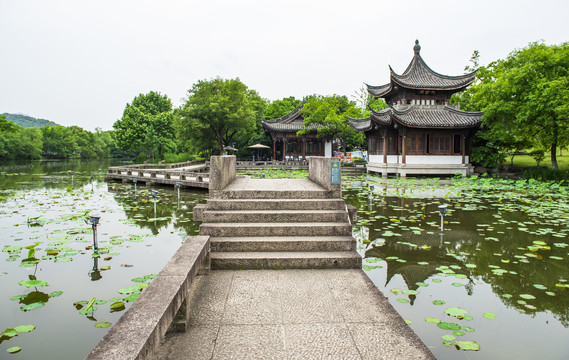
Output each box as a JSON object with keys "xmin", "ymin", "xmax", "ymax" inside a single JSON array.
[
  {"xmin": 367, "ymin": 40, "xmax": 476, "ymax": 96},
  {"xmin": 391, "ymin": 106, "xmax": 482, "ymax": 128},
  {"xmin": 366, "ymin": 83, "xmax": 392, "ymax": 98},
  {"xmin": 261, "ymin": 102, "xmax": 321, "ymax": 133},
  {"xmin": 370, "ymin": 108, "xmax": 392, "ymax": 126},
  {"xmin": 346, "ymin": 106, "xmax": 482, "ymax": 131},
  {"xmin": 346, "ymin": 117, "xmax": 372, "ymax": 132}
]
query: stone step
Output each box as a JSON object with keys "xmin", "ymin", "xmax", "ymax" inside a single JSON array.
[
  {"xmin": 201, "ymin": 210, "xmax": 348, "ymax": 223},
  {"xmin": 200, "ymin": 222, "xmax": 353, "ymax": 237},
  {"xmin": 210, "ymin": 251, "xmax": 362, "ymax": 270},
  {"xmin": 210, "ymin": 236, "xmax": 356, "ymax": 252},
  {"xmin": 215, "ymin": 189, "xmax": 337, "ymax": 200},
  {"xmin": 205, "ymin": 198, "xmax": 347, "ymax": 211}
]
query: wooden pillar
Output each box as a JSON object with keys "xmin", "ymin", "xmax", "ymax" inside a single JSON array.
[
  {"xmin": 382, "ymin": 132, "xmax": 387, "ymax": 164},
  {"xmin": 402, "ymin": 135, "xmax": 406, "ymax": 165},
  {"xmin": 461, "ymin": 134, "xmax": 466, "ymax": 164},
  {"xmin": 283, "ymin": 139, "xmax": 287, "ymax": 161},
  {"xmin": 272, "ymin": 139, "xmax": 276, "ymax": 160},
  {"xmin": 301, "ymin": 138, "xmax": 306, "ymax": 160}
]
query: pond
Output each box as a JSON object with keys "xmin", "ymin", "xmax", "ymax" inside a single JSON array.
[
  {"xmin": 1, "ymin": 163, "xmax": 568, "ymax": 359},
  {"xmin": 342, "ymin": 174, "xmax": 569, "ymax": 360},
  {"xmin": 0, "ymin": 161, "xmax": 206, "ymax": 359}
]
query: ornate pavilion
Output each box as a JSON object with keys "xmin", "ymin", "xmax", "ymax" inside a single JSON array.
[
  {"xmin": 348, "ymin": 40, "xmax": 483, "ymax": 176},
  {"xmin": 261, "ymin": 103, "xmax": 332, "ymax": 160}
]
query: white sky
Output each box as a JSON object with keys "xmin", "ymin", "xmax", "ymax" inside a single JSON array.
[{"xmin": 1, "ymin": 0, "xmax": 568, "ymax": 131}]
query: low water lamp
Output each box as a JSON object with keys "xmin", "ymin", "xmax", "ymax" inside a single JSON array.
[{"xmin": 438, "ymin": 205, "xmax": 447, "ymax": 231}]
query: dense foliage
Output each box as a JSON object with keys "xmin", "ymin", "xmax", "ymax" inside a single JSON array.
[
  {"xmin": 454, "ymin": 42, "xmax": 569, "ymax": 169},
  {"xmin": 0, "ymin": 116, "xmax": 116, "ymax": 161},
  {"xmin": 176, "ymin": 78, "xmax": 265, "ymax": 155},
  {"xmin": 113, "ymin": 91, "xmax": 175, "ymax": 160},
  {"xmin": 299, "ymin": 94, "xmax": 366, "ymax": 153}
]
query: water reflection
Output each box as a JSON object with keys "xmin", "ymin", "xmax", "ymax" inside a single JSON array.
[{"xmin": 344, "ymin": 176, "xmax": 569, "ymax": 360}]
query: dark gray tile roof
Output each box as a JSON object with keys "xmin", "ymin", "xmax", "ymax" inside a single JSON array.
[
  {"xmin": 391, "ymin": 105, "xmax": 482, "ymax": 128},
  {"xmin": 366, "ymin": 40, "xmax": 476, "ymax": 95},
  {"xmin": 370, "ymin": 108, "xmax": 392, "ymax": 126},
  {"xmin": 366, "ymin": 83, "xmax": 392, "ymax": 98},
  {"xmin": 261, "ymin": 102, "xmax": 320, "ymax": 133},
  {"xmin": 346, "ymin": 117, "xmax": 372, "ymax": 132},
  {"xmin": 347, "ymin": 105, "xmax": 482, "ymax": 131}
]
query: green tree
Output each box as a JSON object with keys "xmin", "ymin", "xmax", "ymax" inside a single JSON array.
[
  {"xmin": 113, "ymin": 91, "xmax": 176, "ymax": 160},
  {"xmin": 299, "ymin": 95, "xmax": 365, "ymax": 154},
  {"xmin": 263, "ymin": 96, "xmax": 302, "ymax": 119},
  {"xmin": 176, "ymin": 77, "xmax": 265, "ymax": 155},
  {"xmin": 457, "ymin": 42, "xmax": 569, "ymax": 169}
]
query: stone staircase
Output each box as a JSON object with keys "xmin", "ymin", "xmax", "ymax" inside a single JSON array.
[{"xmin": 195, "ymin": 179, "xmax": 362, "ymax": 270}]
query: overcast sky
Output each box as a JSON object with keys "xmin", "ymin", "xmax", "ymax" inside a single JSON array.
[{"xmin": 1, "ymin": 0, "xmax": 568, "ymax": 131}]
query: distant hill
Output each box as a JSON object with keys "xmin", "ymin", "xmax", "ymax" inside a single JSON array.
[{"xmin": 1, "ymin": 113, "xmax": 59, "ymax": 128}]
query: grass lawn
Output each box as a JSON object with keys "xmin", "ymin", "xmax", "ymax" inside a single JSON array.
[{"xmin": 510, "ymin": 151, "xmax": 569, "ymax": 170}]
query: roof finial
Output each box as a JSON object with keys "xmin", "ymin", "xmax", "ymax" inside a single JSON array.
[{"xmin": 413, "ymin": 39, "xmax": 421, "ymax": 55}]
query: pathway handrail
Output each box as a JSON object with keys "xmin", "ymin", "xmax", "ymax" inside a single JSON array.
[
  {"xmin": 109, "ymin": 160, "xmax": 206, "ymax": 170},
  {"xmin": 85, "ymin": 236, "xmax": 210, "ymax": 360}
]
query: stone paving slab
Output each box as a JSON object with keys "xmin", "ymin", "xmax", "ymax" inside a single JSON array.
[
  {"xmin": 224, "ymin": 178, "xmax": 326, "ymax": 192},
  {"xmin": 154, "ymin": 269, "xmax": 434, "ymax": 360}
]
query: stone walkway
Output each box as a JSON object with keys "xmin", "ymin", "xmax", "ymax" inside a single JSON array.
[
  {"xmin": 224, "ymin": 178, "xmax": 325, "ymax": 192},
  {"xmin": 154, "ymin": 269, "xmax": 434, "ymax": 360}
]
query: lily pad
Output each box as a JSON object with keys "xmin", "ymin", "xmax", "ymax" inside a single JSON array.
[
  {"xmin": 20, "ymin": 302, "xmax": 45, "ymax": 311},
  {"xmin": 432, "ymin": 300, "xmax": 446, "ymax": 306},
  {"xmin": 95, "ymin": 322, "xmax": 112, "ymax": 328},
  {"xmin": 396, "ymin": 298, "xmax": 409, "ymax": 303},
  {"xmin": 7, "ymin": 346, "xmax": 21, "ymax": 354},
  {"xmin": 18, "ymin": 280, "xmax": 49, "ymax": 288},
  {"xmin": 438, "ymin": 322, "xmax": 461, "ymax": 330},
  {"xmin": 123, "ymin": 293, "xmax": 141, "ymax": 302},
  {"xmin": 483, "ymin": 312, "xmax": 497, "ymax": 319},
  {"xmin": 441, "ymin": 334, "xmax": 456, "ymax": 341},
  {"xmin": 445, "ymin": 307, "xmax": 468, "ymax": 319},
  {"xmin": 455, "ymin": 340, "xmax": 480, "ymax": 351},
  {"xmin": 14, "ymin": 325, "xmax": 35, "ymax": 333},
  {"xmin": 425, "ymin": 317, "xmax": 441, "ymax": 324}
]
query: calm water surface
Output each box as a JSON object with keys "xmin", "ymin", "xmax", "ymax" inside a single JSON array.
[
  {"xmin": 0, "ymin": 161, "xmax": 206, "ymax": 359},
  {"xmin": 1, "ymin": 163, "xmax": 568, "ymax": 359}
]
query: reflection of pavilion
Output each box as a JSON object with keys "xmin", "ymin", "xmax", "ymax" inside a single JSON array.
[{"xmin": 365, "ymin": 230, "xmax": 475, "ymax": 304}]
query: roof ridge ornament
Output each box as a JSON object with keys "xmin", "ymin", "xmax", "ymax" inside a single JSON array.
[{"xmin": 413, "ymin": 39, "xmax": 421, "ymax": 55}]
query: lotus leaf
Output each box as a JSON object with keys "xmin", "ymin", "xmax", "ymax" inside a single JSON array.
[
  {"xmin": 7, "ymin": 346, "xmax": 21, "ymax": 353},
  {"xmin": 123, "ymin": 293, "xmax": 141, "ymax": 302},
  {"xmin": 432, "ymin": 300, "xmax": 446, "ymax": 306},
  {"xmin": 20, "ymin": 302, "xmax": 45, "ymax": 311},
  {"xmin": 445, "ymin": 307, "xmax": 468, "ymax": 319},
  {"xmin": 483, "ymin": 312, "xmax": 497, "ymax": 319},
  {"xmin": 425, "ymin": 317, "xmax": 441, "ymax": 324},
  {"xmin": 2, "ymin": 328, "xmax": 17, "ymax": 337},
  {"xmin": 437, "ymin": 322, "xmax": 461, "ymax": 330},
  {"xmin": 95, "ymin": 322, "xmax": 112, "ymax": 328},
  {"xmin": 14, "ymin": 325, "xmax": 35, "ymax": 333},
  {"xmin": 455, "ymin": 340, "xmax": 480, "ymax": 351},
  {"xmin": 441, "ymin": 334, "xmax": 455, "ymax": 341},
  {"xmin": 18, "ymin": 280, "xmax": 48, "ymax": 288}
]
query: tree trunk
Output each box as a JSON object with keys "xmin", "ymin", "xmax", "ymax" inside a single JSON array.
[{"xmin": 551, "ymin": 140, "xmax": 558, "ymax": 169}]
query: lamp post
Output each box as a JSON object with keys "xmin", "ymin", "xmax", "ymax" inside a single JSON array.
[
  {"xmin": 438, "ymin": 205, "xmax": 448, "ymax": 232},
  {"xmin": 87, "ymin": 214, "xmax": 101, "ymax": 250},
  {"xmin": 133, "ymin": 178, "xmax": 138, "ymax": 192},
  {"xmin": 151, "ymin": 190, "xmax": 158, "ymax": 221}
]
